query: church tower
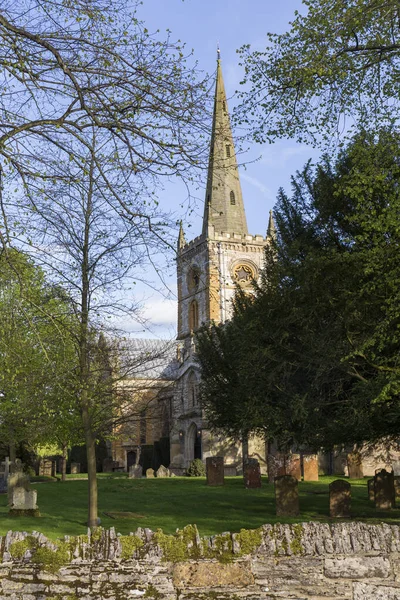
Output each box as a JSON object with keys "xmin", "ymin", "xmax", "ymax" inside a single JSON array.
[{"xmin": 171, "ymin": 54, "xmax": 273, "ymax": 472}]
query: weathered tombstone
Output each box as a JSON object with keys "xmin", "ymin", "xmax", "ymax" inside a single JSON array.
[
  {"xmin": 156, "ymin": 465, "xmax": 170, "ymax": 478},
  {"xmin": 267, "ymin": 454, "xmax": 285, "ymax": 483},
  {"xmin": 347, "ymin": 452, "xmax": 363, "ymax": 479},
  {"xmin": 103, "ymin": 458, "xmax": 115, "ymax": 473},
  {"xmin": 206, "ymin": 457, "xmax": 224, "ymax": 486},
  {"xmin": 367, "ymin": 478, "xmax": 375, "ymax": 501},
  {"xmin": 224, "ymin": 466, "xmax": 237, "ymax": 477},
  {"xmin": 7, "ymin": 472, "xmax": 30, "ymax": 507},
  {"xmin": 285, "ymin": 454, "xmax": 301, "ymax": 481},
  {"xmin": 303, "ymin": 454, "xmax": 319, "ymax": 481},
  {"xmin": 146, "ymin": 468, "xmax": 155, "ymax": 478},
  {"xmin": 374, "ymin": 469, "xmax": 395, "ymax": 510},
  {"xmin": 329, "ymin": 479, "xmax": 351, "ymax": 518},
  {"xmin": 9, "ymin": 487, "xmax": 39, "ymax": 517},
  {"xmin": 244, "ymin": 459, "xmax": 261, "ymax": 489},
  {"xmin": 70, "ymin": 462, "xmax": 80, "ymax": 474},
  {"xmin": 39, "ymin": 459, "xmax": 53, "ymax": 477},
  {"xmin": 275, "ymin": 475, "xmax": 299, "ymax": 516},
  {"xmin": 129, "ymin": 465, "xmax": 142, "ymax": 479}
]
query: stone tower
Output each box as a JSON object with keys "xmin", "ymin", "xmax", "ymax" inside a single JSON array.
[{"xmin": 170, "ymin": 55, "xmax": 273, "ymax": 473}]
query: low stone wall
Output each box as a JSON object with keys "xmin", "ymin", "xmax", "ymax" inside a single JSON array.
[{"xmin": 1, "ymin": 522, "xmax": 400, "ymax": 599}]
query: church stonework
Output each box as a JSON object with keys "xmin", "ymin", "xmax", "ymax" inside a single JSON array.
[{"xmin": 169, "ymin": 56, "xmax": 274, "ymax": 473}]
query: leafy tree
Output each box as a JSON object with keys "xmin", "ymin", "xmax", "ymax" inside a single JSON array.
[
  {"xmin": 197, "ymin": 131, "xmax": 400, "ymax": 451},
  {"xmin": 235, "ymin": 0, "xmax": 400, "ymax": 146}
]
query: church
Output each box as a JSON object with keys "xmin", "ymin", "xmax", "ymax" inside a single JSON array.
[{"xmin": 112, "ymin": 56, "xmax": 275, "ymax": 474}]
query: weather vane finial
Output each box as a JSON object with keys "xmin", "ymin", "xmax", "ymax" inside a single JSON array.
[{"xmin": 217, "ymin": 43, "xmax": 221, "ymax": 60}]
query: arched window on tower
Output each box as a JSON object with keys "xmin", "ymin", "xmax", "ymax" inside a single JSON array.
[
  {"xmin": 230, "ymin": 190, "xmax": 236, "ymax": 205},
  {"xmin": 189, "ymin": 300, "xmax": 199, "ymax": 331},
  {"xmin": 188, "ymin": 371, "xmax": 198, "ymax": 407}
]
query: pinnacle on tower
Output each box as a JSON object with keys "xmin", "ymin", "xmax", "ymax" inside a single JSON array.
[
  {"xmin": 267, "ymin": 210, "xmax": 277, "ymax": 240},
  {"xmin": 178, "ymin": 221, "xmax": 186, "ymax": 250},
  {"xmin": 202, "ymin": 54, "xmax": 248, "ymax": 237}
]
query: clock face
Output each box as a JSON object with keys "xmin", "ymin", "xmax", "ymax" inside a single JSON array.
[
  {"xmin": 187, "ymin": 265, "xmax": 201, "ymax": 292},
  {"xmin": 232, "ymin": 263, "xmax": 255, "ymax": 286}
]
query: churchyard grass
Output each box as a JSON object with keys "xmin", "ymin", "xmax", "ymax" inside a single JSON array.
[{"xmin": 0, "ymin": 475, "xmax": 398, "ymax": 540}]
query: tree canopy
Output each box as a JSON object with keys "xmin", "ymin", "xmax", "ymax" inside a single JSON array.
[
  {"xmin": 235, "ymin": 0, "xmax": 400, "ymax": 147},
  {"xmin": 196, "ymin": 130, "xmax": 400, "ymax": 451}
]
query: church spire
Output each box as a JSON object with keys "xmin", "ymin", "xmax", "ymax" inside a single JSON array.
[
  {"xmin": 202, "ymin": 53, "xmax": 248, "ymax": 237},
  {"xmin": 178, "ymin": 220, "xmax": 186, "ymax": 250},
  {"xmin": 267, "ymin": 210, "xmax": 276, "ymax": 240}
]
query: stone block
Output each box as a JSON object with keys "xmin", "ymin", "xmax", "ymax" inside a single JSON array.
[
  {"xmin": 347, "ymin": 452, "xmax": 363, "ymax": 479},
  {"xmin": 353, "ymin": 582, "xmax": 400, "ymax": 600},
  {"xmin": 129, "ymin": 465, "xmax": 142, "ymax": 479},
  {"xmin": 206, "ymin": 457, "xmax": 224, "ymax": 486},
  {"xmin": 374, "ymin": 469, "xmax": 395, "ymax": 509},
  {"xmin": 146, "ymin": 468, "xmax": 155, "ymax": 478},
  {"xmin": 324, "ymin": 556, "xmax": 392, "ymax": 579},
  {"xmin": 243, "ymin": 460, "xmax": 261, "ymax": 489},
  {"xmin": 303, "ymin": 454, "xmax": 319, "ymax": 481},
  {"xmin": 275, "ymin": 475, "xmax": 299, "ymax": 516},
  {"xmin": 70, "ymin": 462, "xmax": 80, "ymax": 474},
  {"xmin": 267, "ymin": 453, "xmax": 285, "ymax": 483},
  {"xmin": 172, "ymin": 561, "xmax": 254, "ymax": 588},
  {"xmin": 156, "ymin": 465, "xmax": 170, "ymax": 478},
  {"xmin": 329, "ymin": 479, "xmax": 351, "ymax": 518},
  {"xmin": 286, "ymin": 454, "xmax": 301, "ymax": 481},
  {"xmin": 38, "ymin": 459, "xmax": 53, "ymax": 477}
]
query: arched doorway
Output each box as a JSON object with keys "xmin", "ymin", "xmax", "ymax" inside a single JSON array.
[
  {"xmin": 127, "ymin": 450, "xmax": 136, "ymax": 470},
  {"xmin": 186, "ymin": 423, "xmax": 202, "ymax": 463}
]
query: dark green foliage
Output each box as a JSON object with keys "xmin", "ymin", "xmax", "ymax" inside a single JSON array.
[
  {"xmin": 186, "ymin": 459, "xmax": 206, "ymax": 477},
  {"xmin": 197, "ymin": 131, "xmax": 400, "ymax": 450}
]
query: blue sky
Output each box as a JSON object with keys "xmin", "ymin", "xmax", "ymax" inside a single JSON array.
[{"xmin": 125, "ymin": 0, "xmax": 320, "ymax": 338}]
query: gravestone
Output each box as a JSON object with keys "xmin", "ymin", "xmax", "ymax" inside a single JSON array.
[
  {"xmin": 367, "ymin": 478, "xmax": 375, "ymax": 501},
  {"xmin": 275, "ymin": 475, "xmax": 299, "ymax": 516},
  {"xmin": 329, "ymin": 479, "xmax": 351, "ymax": 518},
  {"xmin": 267, "ymin": 454, "xmax": 285, "ymax": 483},
  {"xmin": 224, "ymin": 466, "xmax": 237, "ymax": 477},
  {"xmin": 156, "ymin": 465, "xmax": 170, "ymax": 478},
  {"xmin": 244, "ymin": 459, "xmax": 261, "ymax": 489},
  {"xmin": 347, "ymin": 452, "xmax": 363, "ymax": 479},
  {"xmin": 206, "ymin": 457, "xmax": 224, "ymax": 486},
  {"xmin": 285, "ymin": 454, "xmax": 301, "ymax": 481},
  {"xmin": 8, "ymin": 472, "xmax": 30, "ymax": 507},
  {"xmin": 303, "ymin": 454, "xmax": 319, "ymax": 481},
  {"xmin": 9, "ymin": 486, "xmax": 39, "ymax": 517},
  {"xmin": 146, "ymin": 468, "xmax": 155, "ymax": 478},
  {"xmin": 374, "ymin": 469, "xmax": 395, "ymax": 510},
  {"xmin": 39, "ymin": 459, "xmax": 53, "ymax": 477},
  {"xmin": 129, "ymin": 465, "xmax": 142, "ymax": 479},
  {"xmin": 70, "ymin": 462, "xmax": 80, "ymax": 474}
]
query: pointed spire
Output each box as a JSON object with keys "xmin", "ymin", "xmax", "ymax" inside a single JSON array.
[
  {"xmin": 202, "ymin": 54, "xmax": 248, "ymax": 237},
  {"xmin": 178, "ymin": 221, "xmax": 186, "ymax": 250},
  {"xmin": 267, "ymin": 210, "xmax": 276, "ymax": 240}
]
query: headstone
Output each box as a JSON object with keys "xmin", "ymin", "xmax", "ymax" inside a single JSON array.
[
  {"xmin": 267, "ymin": 454, "xmax": 285, "ymax": 483},
  {"xmin": 39, "ymin": 459, "xmax": 53, "ymax": 477},
  {"xmin": 70, "ymin": 462, "xmax": 80, "ymax": 474},
  {"xmin": 8, "ymin": 472, "xmax": 30, "ymax": 507},
  {"xmin": 303, "ymin": 454, "xmax": 319, "ymax": 481},
  {"xmin": 103, "ymin": 458, "xmax": 115, "ymax": 473},
  {"xmin": 275, "ymin": 475, "xmax": 299, "ymax": 516},
  {"xmin": 374, "ymin": 469, "xmax": 395, "ymax": 510},
  {"xmin": 224, "ymin": 466, "xmax": 237, "ymax": 477},
  {"xmin": 367, "ymin": 478, "xmax": 375, "ymax": 501},
  {"xmin": 206, "ymin": 457, "xmax": 224, "ymax": 486},
  {"xmin": 329, "ymin": 479, "xmax": 351, "ymax": 518},
  {"xmin": 244, "ymin": 459, "xmax": 261, "ymax": 489},
  {"xmin": 156, "ymin": 465, "xmax": 170, "ymax": 478},
  {"xmin": 285, "ymin": 454, "xmax": 301, "ymax": 481},
  {"xmin": 347, "ymin": 452, "xmax": 363, "ymax": 479},
  {"xmin": 9, "ymin": 486, "xmax": 39, "ymax": 516},
  {"xmin": 146, "ymin": 468, "xmax": 155, "ymax": 478},
  {"xmin": 129, "ymin": 465, "xmax": 142, "ymax": 479}
]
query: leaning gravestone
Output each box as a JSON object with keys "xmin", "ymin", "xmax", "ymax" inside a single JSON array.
[
  {"xmin": 329, "ymin": 479, "xmax": 351, "ymax": 518},
  {"xmin": 285, "ymin": 454, "xmax": 301, "ymax": 481},
  {"xmin": 9, "ymin": 486, "xmax": 39, "ymax": 517},
  {"xmin": 8, "ymin": 472, "xmax": 30, "ymax": 507},
  {"xmin": 146, "ymin": 468, "xmax": 155, "ymax": 478},
  {"xmin": 70, "ymin": 462, "xmax": 80, "ymax": 474},
  {"xmin": 244, "ymin": 459, "xmax": 261, "ymax": 489},
  {"xmin": 206, "ymin": 457, "xmax": 224, "ymax": 486},
  {"xmin": 367, "ymin": 478, "xmax": 375, "ymax": 501},
  {"xmin": 156, "ymin": 465, "xmax": 170, "ymax": 478},
  {"xmin": 374, "ymin": 469, "xmax": 395, "ymax": 510},
  {"xmin": 347, "ymin": 452, "xmax": 363, "ymax": 479},
  {"xmin": 303, "ymin": 454, "xmax": 319, "ymax": 481},
  {"xmin": 129, "ymin": 465, "xmax": 142, "ymax": 479},
  {"xmin": 275, "ymin": 475, "xmax": 299, "ymax": 516},
  {"xmin": 267, "ymin": 454, "xmax": 285, "ymax": 483}
]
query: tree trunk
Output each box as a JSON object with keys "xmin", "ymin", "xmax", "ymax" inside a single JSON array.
[
  {"xmin": 242, "ymin": 432, "xmax": 249, "ymax": 473},
  {"xmin": 61, "ymin": 442, "xmax": 67, "ymax": 482},
  {"xmin": 9, "ymin": 428, "xmax": 16, "ymax": 464}
]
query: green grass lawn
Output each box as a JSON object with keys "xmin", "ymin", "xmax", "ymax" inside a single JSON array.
[{"xmin": 0, "ymin": 475, "xmax": 398, "ymax": 541}]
